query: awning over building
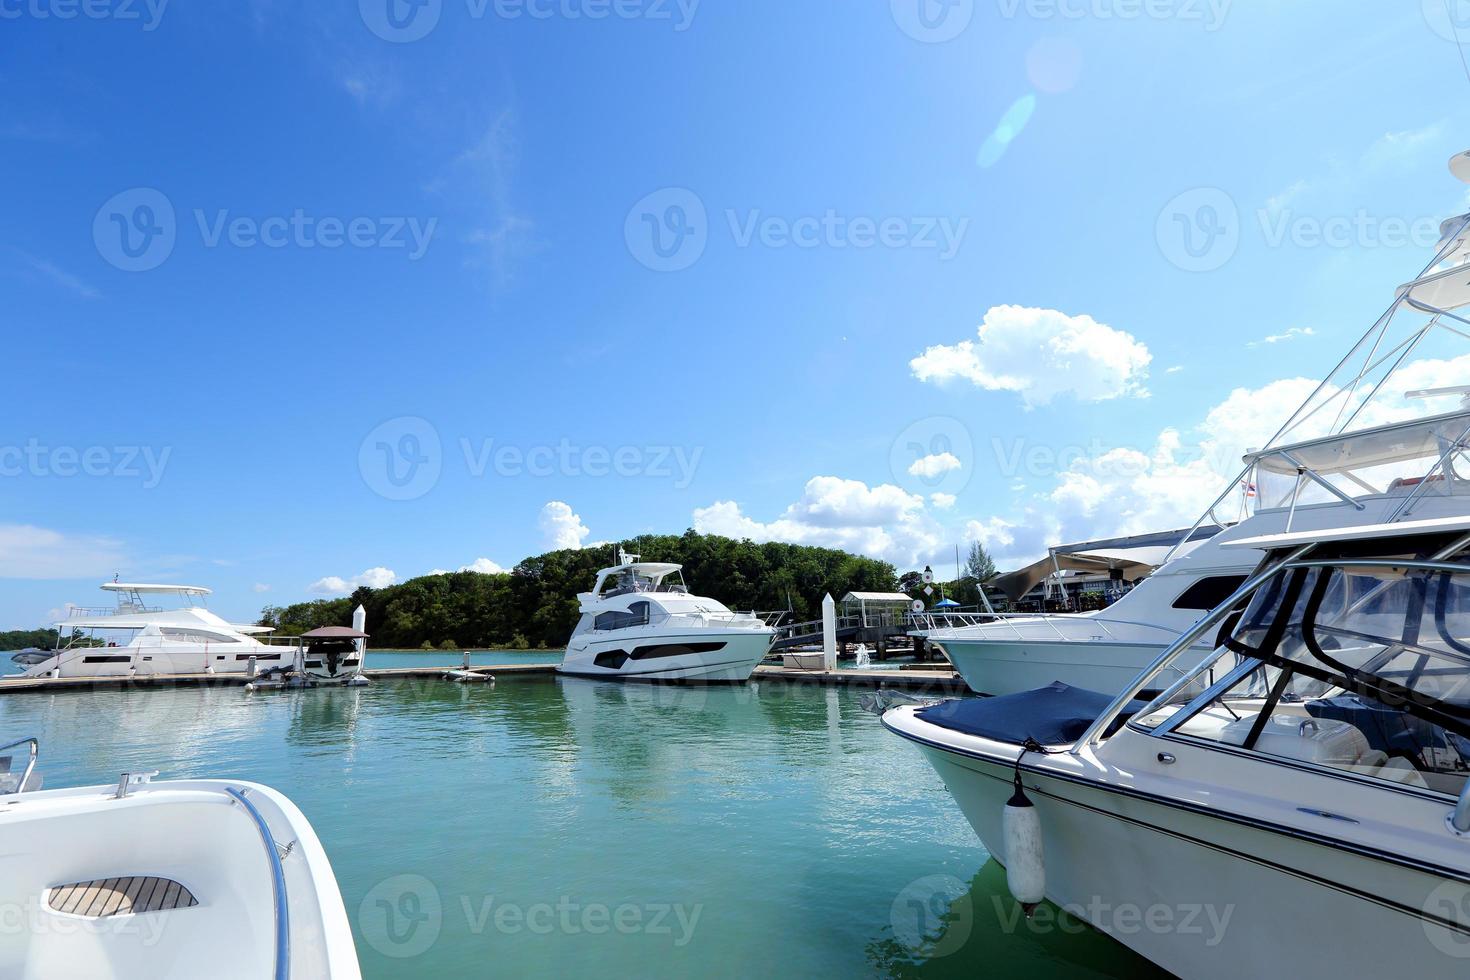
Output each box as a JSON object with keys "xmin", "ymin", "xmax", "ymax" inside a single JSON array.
[{"xmin": 992, "ymin": 525, "xmax": 1222, "ymax": 602}]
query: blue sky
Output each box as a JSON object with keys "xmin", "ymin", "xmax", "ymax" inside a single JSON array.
[{"xmin": 3, "ymin": 0, "xmax": 1470, "ymax": 627}]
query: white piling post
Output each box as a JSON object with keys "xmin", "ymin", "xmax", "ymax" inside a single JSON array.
[
  {"xmin": 353, "ymin": 604, "xmax": 367, "ymax": 671},
  {"xmin": 821, "ymin": 593, "xmax": 837, "ymax": 671}
]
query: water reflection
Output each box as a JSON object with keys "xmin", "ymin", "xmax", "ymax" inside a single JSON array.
[{"xmin": 865, "ymin": 861, "xmax": 1174, "ymax": 979}]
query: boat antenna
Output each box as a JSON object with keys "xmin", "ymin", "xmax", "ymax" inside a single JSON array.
[{"xmin": 1444, "ymin": 0, "xmax": 1470, "ymax": 91}]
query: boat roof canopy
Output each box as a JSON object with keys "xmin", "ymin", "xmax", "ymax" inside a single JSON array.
[
  {"xmin": 993, "ymin": 525, "xmax": 1221, "ymax": 603},
  {"xmin": 300, "ymin": 626, "xmax": 368, "ymax": 639},
  {"xmin": 1243, "ymin": 410, "xmax": 1470, "ymax": 477},
  {"xmin": 596, "ymin": 562, "xmax": 682, "ymax": 579},
  {"xmin": 101, "ymin": 583, "xmax": 212, "ymax": 595}
]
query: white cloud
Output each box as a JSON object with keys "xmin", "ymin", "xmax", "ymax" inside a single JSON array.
[
  {"xmin": 0, "ymin": 525, "xmax": 127, "ymax": 579},
  {"xmin": 910, "ymin": 305, "xmax": 1151, "ymax": 408},
  {"xmin": 430, "ymin": 558, "xmax": 508, "ymax": 576},
  {"xmin": 1264, "ymin": 179, "xmax": 1309, "ymax": 215},
  {"xmin": 1248, "ymin": 326, "xmax": 1316, "ymax": 348},
  {"xmin": 309, "ymin": 567, "xmax": 397, "ymax": 595},
  {"xmin": 907, "ymin": 453, "xmax": 962, "ymax": 479},
  {"xmin": 539, "ymin": 501, "xmax": 590, "ymax": 551},
  {"xmin": 1362, "ymin": 122, "xmax": 1446, "ymax": 171},
  {"xmin": 693, "ymin": 477, "xmax": 944, "ymax": 568},
  {"xmin": 252, "ymin": 583, "xmax": 271, "ymax": 593},
  {"xmin": 930, "ymin": 493, "xmax": 957, "ymax": 510}
]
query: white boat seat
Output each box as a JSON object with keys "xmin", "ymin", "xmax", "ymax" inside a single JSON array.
[
  {"xmin": 47, "ymin": 877, "xmax": 198, "ymax": 917},
  {"xmin": 1223, "ymin": 715, "xmax": 1376, "ymax": 767}
]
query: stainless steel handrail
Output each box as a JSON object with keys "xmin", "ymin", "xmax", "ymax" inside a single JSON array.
[
  {"xmin": 226, "ymin": 787, "xmax": 290, "ymax": 980},
  {"xmin": 0, "ymin": 738, "xmax": 38, "ymax": 795},
  {"xmin": 1070, "ymin": 543, "xmax": 1317, "ymax": 753},
  {"xmin": 915, "ymin": 610, "xmax": 1188, "ymax": 644}
]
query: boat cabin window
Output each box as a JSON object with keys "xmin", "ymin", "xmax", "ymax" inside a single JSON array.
[
  {"xmin": 1170, "ymin": 575, "xmax": 1249, "ymax": 611},
  {"xmin": 159, "ymin": 628, "xmax": 243, "ymax": 644},
  {"xmin": 1156, "ymin": 564, "xmax": 1470, "ymax": 798},
  {"xmin": 594, "ymin": 601, "xmax": 651, "ymax": 632}
]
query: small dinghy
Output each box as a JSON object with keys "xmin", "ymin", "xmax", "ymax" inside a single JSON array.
[
  {"xmin": 7, "ymin": 649, "xmax": 52, "ymax": 668},
  {"xmin": 444, "ymin": 652, "xmax": 495, "ymax": 684},
  {"xmin": 0, "ymin": 736, "xmax": 361, "ymax": 978}
]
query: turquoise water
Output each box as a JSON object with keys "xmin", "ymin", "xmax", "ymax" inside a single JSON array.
[{"xmin": 0, "ymin": 677, "xmax": 1168, "ymax": 978}]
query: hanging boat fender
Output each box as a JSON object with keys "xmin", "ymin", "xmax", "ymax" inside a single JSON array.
[{"xmin": 1003, "ymin": 763, "xmax": 1045, "ymax": 917}]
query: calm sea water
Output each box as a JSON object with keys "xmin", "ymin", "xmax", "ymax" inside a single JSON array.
[{"xmin": 0, "ymin": 677, "xmax": 1169, "ymax": 978}]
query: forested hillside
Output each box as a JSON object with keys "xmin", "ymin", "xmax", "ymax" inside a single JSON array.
[{"xmin": 258, "ymin": 531, "xmax": 898, "ymax": 650}]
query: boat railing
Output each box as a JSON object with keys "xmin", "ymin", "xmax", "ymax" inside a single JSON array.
[
  {"xmin": 0, "ymin": 737, "xmax": 39, "ymax": 796},
  {"xmin": 226, "ymin": 787, "xmax": 291, "ymax": 980},
  {"xmin": 62, "ymin": 605, "xmax": 164, "ymax": 619},
  {"xmin": 911, "ymin": 610, "xmax": 1189, "ymax": 645}
]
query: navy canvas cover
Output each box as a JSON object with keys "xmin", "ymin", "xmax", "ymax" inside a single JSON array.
[{"xmin": 915, "ymin": 681, "xmax": 1149, "ymax": 745}]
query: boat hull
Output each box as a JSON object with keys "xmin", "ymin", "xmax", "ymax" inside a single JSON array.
[
  {"xmin": 18, "ymin": 647, "xmax": 351, "ymax": 680},
  {"xmin": 937, "ymin": 637, "xmax": 1205, "ymax": 697},
  {"xmin": 886, "ymin": 710, "xmax": 1470, "ymax": 979},
  {"xmin": 558, "ymin": 629, "xmax": 773, "ymax": 683}
]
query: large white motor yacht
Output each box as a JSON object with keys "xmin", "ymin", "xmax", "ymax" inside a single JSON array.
[
  {"xmin": 558, "ymin": 552, "xmax": 777, "ymax": 683},
  {"xmin": 9, "ymin": 583, "xmax": 362, "ymax": 681},
  {"xmin": 918, "ymin": 159, "xmax": 1470, "ymax": 698},
  {"xmin": 0, "ymin": 737, "xmax": 361, "ymax": 978}
]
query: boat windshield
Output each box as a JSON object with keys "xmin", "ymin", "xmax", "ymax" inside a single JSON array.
[{"xmin": 1143, "ymin": 561, "xmax": 1470, "ymax": 797}]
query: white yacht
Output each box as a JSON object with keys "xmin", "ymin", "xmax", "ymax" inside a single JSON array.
[
  {"xmin": 9, "ymin": 583, "xmax": 363, "ymax": 682},
  {"xmin": 0, "ymin": 737, "xmax": 361, "ymax": 978},
  {"xmin": 918, "ymin": 158, "xmax": 1470, "ymax": 698},
  {"xmin": 558, "ymin": 552, "xmax": 778, "ymax": 683}
]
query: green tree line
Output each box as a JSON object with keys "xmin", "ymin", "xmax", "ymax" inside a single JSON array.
[{"xmin": 258, "ymin": 531, "xmax": 898, "ymax": 650}]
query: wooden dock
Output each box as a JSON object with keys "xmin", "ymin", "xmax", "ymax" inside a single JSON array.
[{"xmin": 0, "ymin": 663, "xmax": 966, "ymax": 694}]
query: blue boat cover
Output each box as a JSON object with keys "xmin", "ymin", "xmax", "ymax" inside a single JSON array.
[{"xmin": 915, "ymin": 681, "xmax": 1150, "ymax": 746}]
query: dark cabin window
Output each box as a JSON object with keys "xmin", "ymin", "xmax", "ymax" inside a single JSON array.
[
  {"xmin": 595, "ymin": 601, "xmax": 651, "ymax": 632},
  {"xmin": 1171, "ymin": 575, "xmax": 1249, "ymax": 611}
]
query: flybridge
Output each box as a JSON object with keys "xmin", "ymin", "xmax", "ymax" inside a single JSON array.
[{"xmin": 1164, "ymin": 151, "xmax": 1470, "ymax": 558}]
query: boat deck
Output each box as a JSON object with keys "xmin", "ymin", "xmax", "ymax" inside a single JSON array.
[{"xmin": 48, "ymin": 876, "xmax": 198, "ymax": 917}]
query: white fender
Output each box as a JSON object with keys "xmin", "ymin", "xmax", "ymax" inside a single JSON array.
[{"xmin": 1003, "ymin": 778, "xmax": 1045, "ymax": 913}]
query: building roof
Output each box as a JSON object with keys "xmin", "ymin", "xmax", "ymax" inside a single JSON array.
[{"xmin": 841, "ymin": 592, "xmax": 916, "ymax": 604}]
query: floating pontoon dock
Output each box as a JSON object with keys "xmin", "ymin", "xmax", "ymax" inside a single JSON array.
[{"xmin": 0, "ymin": 663, "xmax": 965, "ymax": 694}]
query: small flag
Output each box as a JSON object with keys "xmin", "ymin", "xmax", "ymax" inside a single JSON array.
[{"xmin": 1240, "ymin": 481, "xmax": 1257, "ymax": 498}]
